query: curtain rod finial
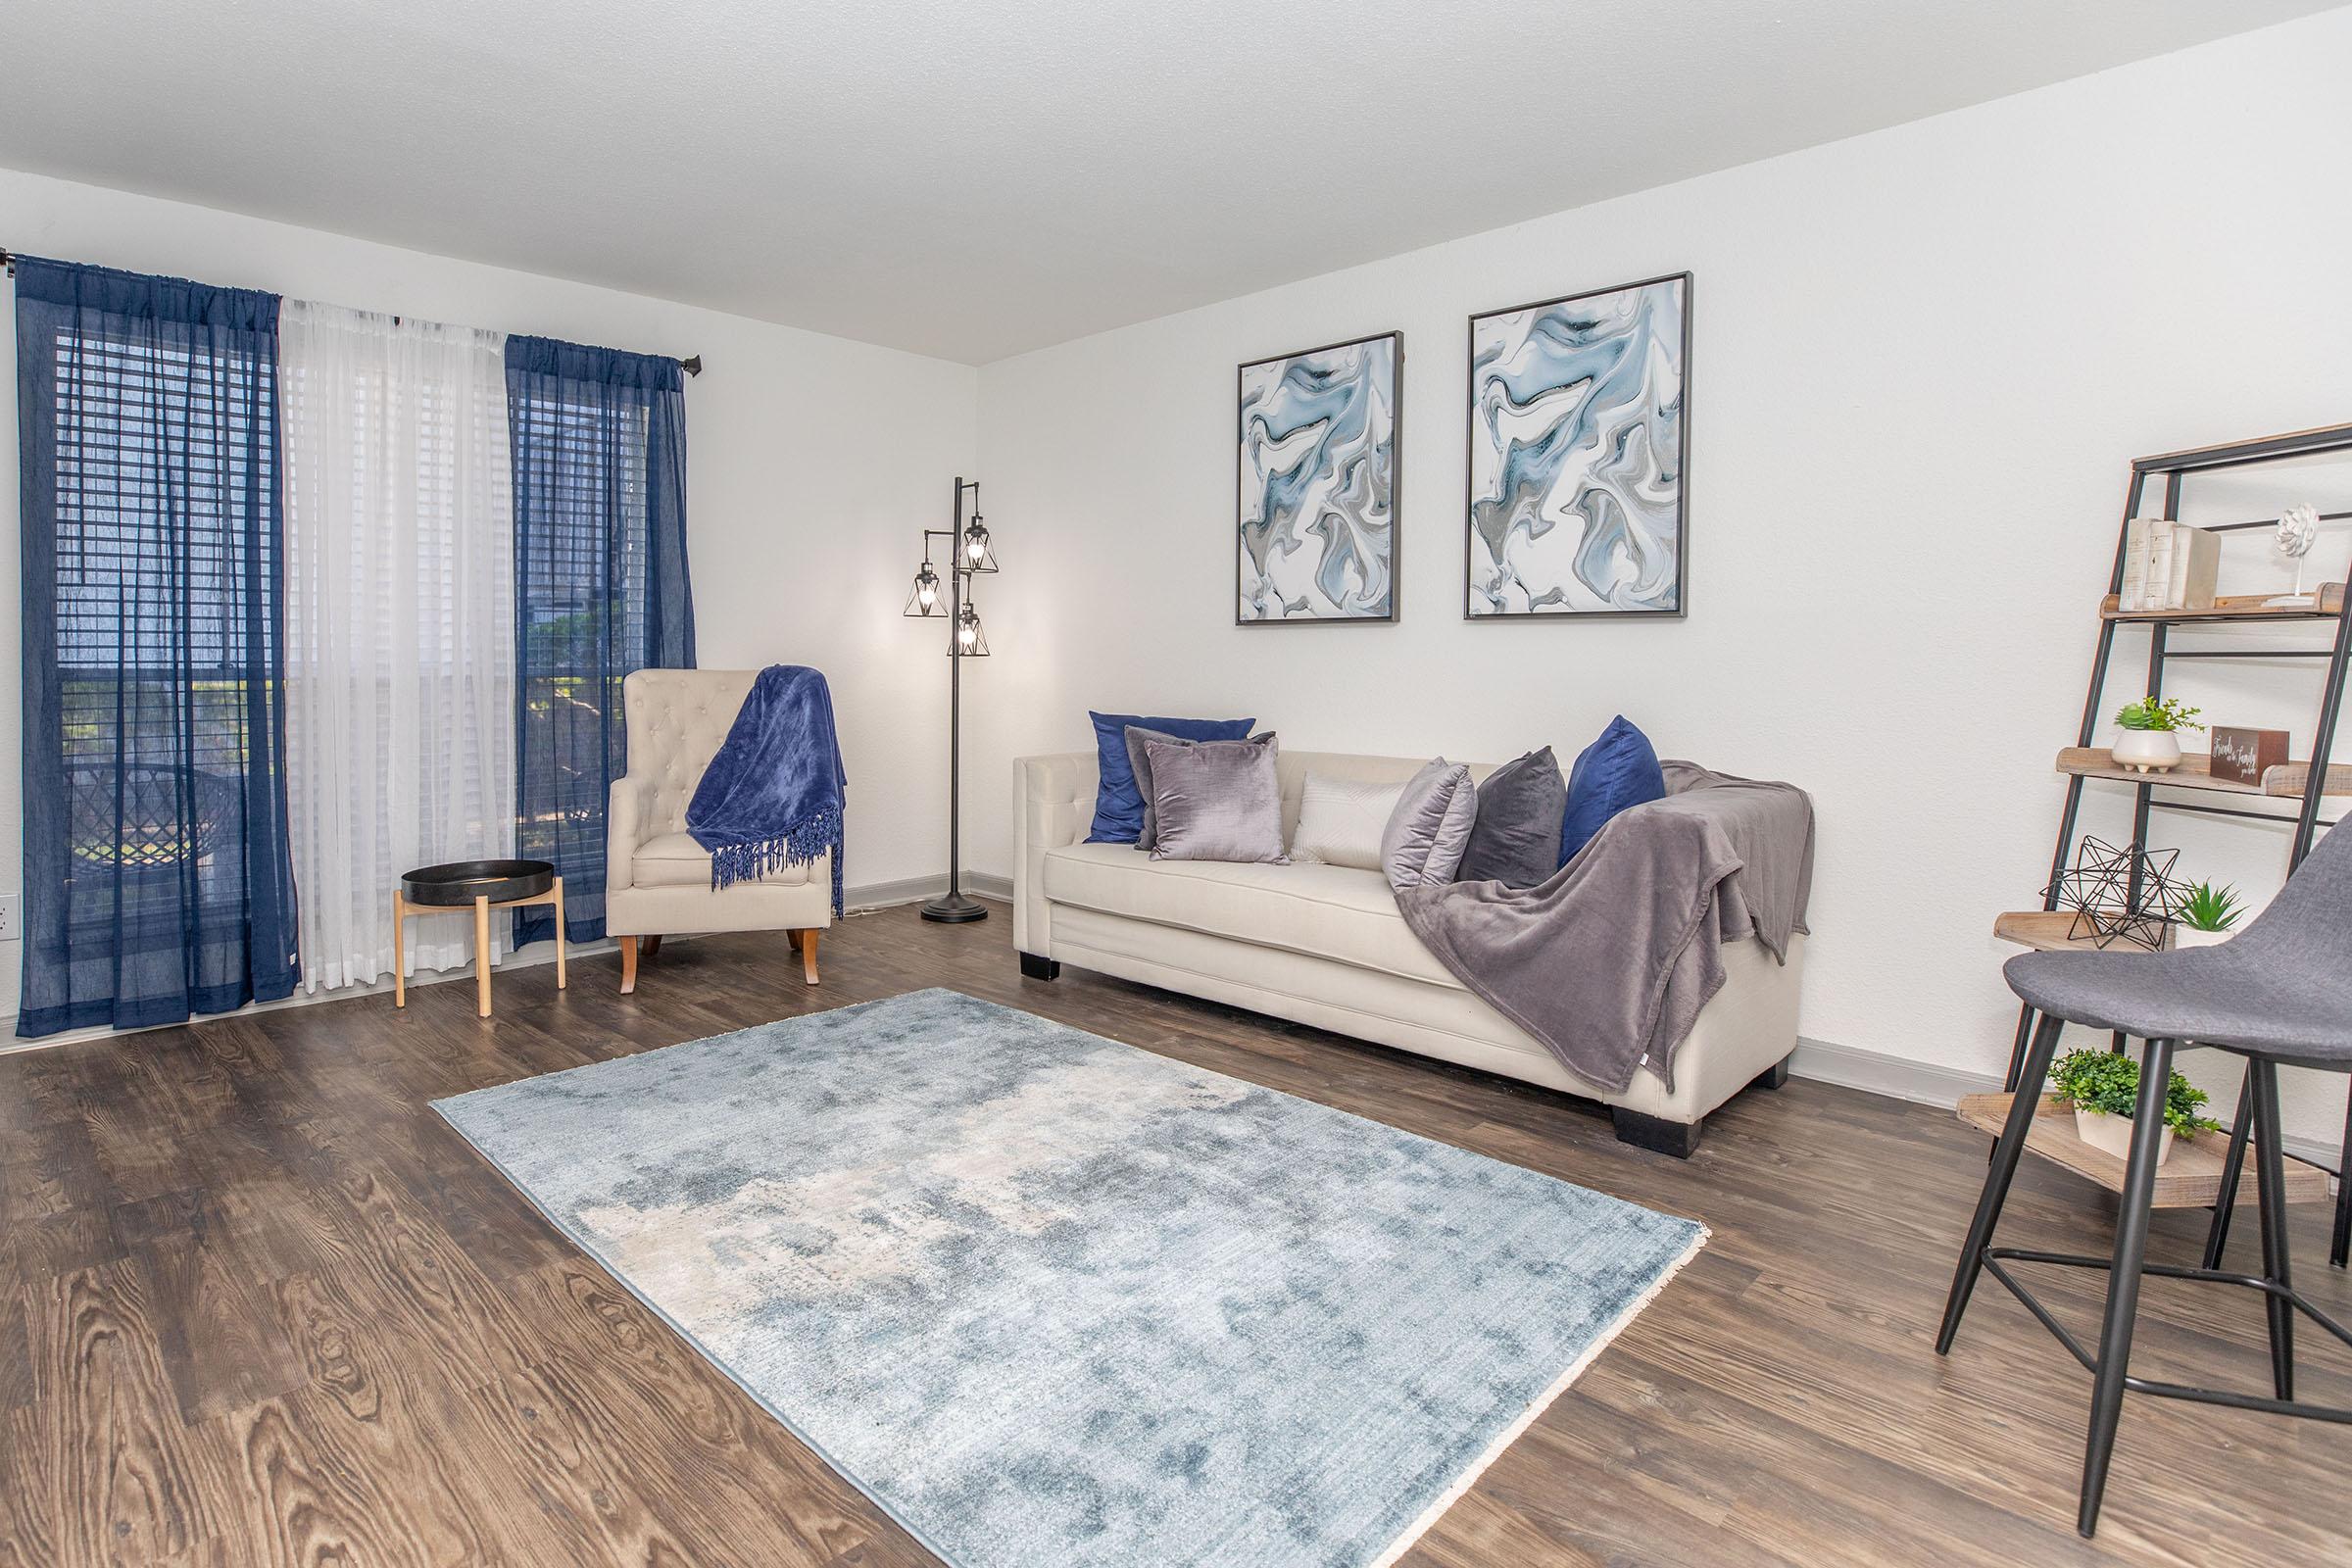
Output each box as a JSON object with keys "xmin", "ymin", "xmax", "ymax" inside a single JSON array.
[{"xmin": 680, "ymin": 354, "xmax": 703, "ymax": 377}]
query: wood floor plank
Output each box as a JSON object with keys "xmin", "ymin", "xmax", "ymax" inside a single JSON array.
[
  {"xmin": 0, "ymin": 904, "xmax": 2344, "ymax": 1566},
  {"xmin": 124, "ymin": 1194, "xmax": 308, "ymax": 1426},
  {"xmin": 12, "ymin": 1261, "xmax": 221, "ymax": 1566}
]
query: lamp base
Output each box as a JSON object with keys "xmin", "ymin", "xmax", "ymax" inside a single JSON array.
[{"xmin": 920, "ymin": 892, "xmax": 991, "ymax": 924}]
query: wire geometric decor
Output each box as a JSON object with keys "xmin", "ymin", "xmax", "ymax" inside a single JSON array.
[{"xmin": 2041, "ymin": 836, "xmax": 2191, "ymax": 951}]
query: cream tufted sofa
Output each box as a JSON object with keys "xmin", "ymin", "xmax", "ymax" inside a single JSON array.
[
  {"xmin": 1015, "ymin": 748, "xmax": 1804, "ymax": 1156},
  {"xmin": 606, "ymin": 668, "xmax": 834, "ymax": 991}
]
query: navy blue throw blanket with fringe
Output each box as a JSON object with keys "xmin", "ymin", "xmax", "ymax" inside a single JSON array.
[{"xmin": 686, "ymin": 665, "xmax": 847, "ymax": 917}]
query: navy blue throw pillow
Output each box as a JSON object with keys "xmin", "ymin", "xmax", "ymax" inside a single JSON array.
[
  {"xmin": 1559, "ymin": 715, "xmax": 1666, "ymax": 865},
  {"xmin": 1086, "ymin": 711, "xmax": 1256, "ymax": 843}
]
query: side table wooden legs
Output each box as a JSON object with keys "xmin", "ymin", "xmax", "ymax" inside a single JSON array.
[
  {"xmin": 473, "ymin": 895, "xmax": 493, "ymax": 1016},
  {"xmin": 392, "ymin": 874, "xmax": 565, "ymax": 1017}
]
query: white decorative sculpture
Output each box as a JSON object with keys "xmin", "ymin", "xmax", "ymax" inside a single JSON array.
[{"xmin": 2268, "ymin": 503, "xmax": 2321, "ymax": 608}]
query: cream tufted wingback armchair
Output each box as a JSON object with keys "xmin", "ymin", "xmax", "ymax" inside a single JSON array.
[{"xmin": 606, "ymin": 668, "xmax": 833, "ymax": 992}]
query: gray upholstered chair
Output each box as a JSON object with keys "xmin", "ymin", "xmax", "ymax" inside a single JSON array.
[
  {"xmin": 1937, "ymin": 819, "xmax": 2352, "ymax": 1537},
  {"xmin": 605, "ymin": 669, "xmax": 833, "ymax": 992}
]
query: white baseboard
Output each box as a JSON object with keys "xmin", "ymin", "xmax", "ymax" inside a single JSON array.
[
  {"xmin": 1789, "ymin": 1036, "xmax": 2339, "ymax": 1171},
  {"xmin": 0, "ymin": 932, "xmax": 612, "ymax": 1055},
  {"xmin": 0, "ymin": 870, "xmax": 1015, "ymax": 1053},
  {"xmin": 844, "ymin": 871, "xmax": 1011, "ymax": 912},
  {"xmin": 1788, "ymin": 1036, "xmax": 2002, "ymax": 1109}
]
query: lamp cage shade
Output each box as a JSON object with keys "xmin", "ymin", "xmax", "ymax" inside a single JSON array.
[
  {"xmin": 961, "ymin": 515, "xmax": 999, "ymax": 573},
  {"xmin": 951, "ymin": 601, "xmax": 990, "ymax": 657},
  {"xmin": 904, "ymin": 561, "xmax": 944, "ymax": 617}
]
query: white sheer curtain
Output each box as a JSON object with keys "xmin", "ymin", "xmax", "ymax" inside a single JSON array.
[{"xmin": 281, "ymin": 302, "xmax": 515, "ymax": 991}]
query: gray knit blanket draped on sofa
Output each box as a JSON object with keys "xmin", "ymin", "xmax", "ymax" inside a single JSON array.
[{"xmin": 1396, "ymin": 761, "xmax": 1814, "ymax": 1095}]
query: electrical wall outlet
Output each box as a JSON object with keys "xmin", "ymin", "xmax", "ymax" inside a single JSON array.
[{"xmin": 0, "ymin": 894, "xmax": 21, "ymax": 941}]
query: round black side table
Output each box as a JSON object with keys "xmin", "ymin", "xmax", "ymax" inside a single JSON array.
[{"xmin": 395, "ymin": 859, "xmax": 564, "ymax": 1017}]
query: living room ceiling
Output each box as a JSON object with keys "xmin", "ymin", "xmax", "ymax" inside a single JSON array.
[{"xmin": 0, "ymin": 0, "xmax": 2333, "ymax": 364}]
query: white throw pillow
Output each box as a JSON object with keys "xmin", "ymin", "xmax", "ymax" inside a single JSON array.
[{"xmin": 1291, "ymin": 773, "xmax": 1406, "ymax": 870}]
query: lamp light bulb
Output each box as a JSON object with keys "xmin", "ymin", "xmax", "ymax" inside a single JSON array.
[
  {"xmin": 958, "ymin": 621, "xmax": 977, "ymax": 648},
  {"xmin": 966, "ymin": 536, "xmax": 985, "ymax": 563},
  {"xmin": 918, "ymin": 583, "xmax": 937, "ymax": 607}
]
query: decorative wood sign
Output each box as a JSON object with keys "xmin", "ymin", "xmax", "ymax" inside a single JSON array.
[{"xmin": 2209, "ymin": 725, "xmax": 2289, "ymax": 787}]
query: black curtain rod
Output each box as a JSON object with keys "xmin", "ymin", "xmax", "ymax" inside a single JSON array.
[{"xmin": 0, "ymin": 247, "xmax": 701, "ymax": 375}]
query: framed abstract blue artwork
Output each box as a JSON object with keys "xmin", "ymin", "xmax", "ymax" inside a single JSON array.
[
  {"xmin": 1237, "ymin": 331, "xmax": 1400, "ymax": 623},
  {"xmin": 1465, "ymin": 272, "xmax": 1690, "ymax": 619}
]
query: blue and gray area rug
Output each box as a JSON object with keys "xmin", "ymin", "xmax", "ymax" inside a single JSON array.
[{"xmin": 434, "ymin": 988, "xmax": 1704, "ymax": 1568}]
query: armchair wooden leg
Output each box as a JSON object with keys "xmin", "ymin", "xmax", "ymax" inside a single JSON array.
[
  {"xmin": 619, "ymin": 934, "xmax": 640, "ymax": 995},
  {"xmin": 798, "ymin": 928, "xmax": 820, "ymax": 985},
  {"xmin": 642, "ymin": 935, "xmax": 662, "ymax": 958}
]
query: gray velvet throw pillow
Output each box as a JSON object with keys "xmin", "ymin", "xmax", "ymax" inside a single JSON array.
[
  {"xmin": 1456, "ymin": 745, "xmax": 1567, "ymax": 887},
  {"xmin": 1146, "ymin": 733, "xmax": 1288, "ymax": 864},
  {"xmin": 1382, "ymin": 758, "xmax": 1478, "ymax": 891},
  {"xmin": 1126, "ymin": 725, "xmax": 1274, "ymax": 852}
]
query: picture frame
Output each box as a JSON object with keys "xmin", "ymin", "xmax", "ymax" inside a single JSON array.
[
  {"xmin": 1463, "ymin": 271, "xmax": 1690, "ymax": 620},
  {"xmin": 1236, "ymin": 330, "xmax": 1401, "ymax": 624}
]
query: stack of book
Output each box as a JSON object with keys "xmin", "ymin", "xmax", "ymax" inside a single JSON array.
[{"xmin": 2119, "ymin": 517, "xmax": 2220, "ymax": 612}]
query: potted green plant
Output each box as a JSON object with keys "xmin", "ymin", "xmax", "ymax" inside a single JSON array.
[
  {"xmin": 2048, "ymin": 1049, "xmax": 2216, "ymax": 1165},
  {"xmin": 2112, "ymin": 696, "xmax": 2204, "ymax": 773},
  {"xmin": 2171, "ymin": 880, "xmax": 2242, "ymax": 949}
]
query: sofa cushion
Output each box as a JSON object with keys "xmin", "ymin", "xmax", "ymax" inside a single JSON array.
[
  {"xmin": 1381, "ymin": 759, "xmax": 1478, "ymax": 890},
  {"xmin": 633, "ymin": 830, "xmax": 814, "ymax": 889},
  {"xmin": 1147, "ymin": 733, "xmax": 1288, "ymax": 864},
  {"xmin": 1458, "ymin": 746, "xmax": 1567, "ymax": 887},
  {"xmin": 1561, "ymin": 715, "xmax": 1666, "ymax": 865},
  {"xmin": 1290, "ymin": 772, "xmax": 1405, "ymax": 870},
  {"xmin": 1085, "ymin": 711, "xmax": 1256, "ymax": 843},
  {"xmin": 1126, "ymin": 726, "xmax": 1275, "ymax": 852},
  {"xmin": 1041, "ymin": 843, "xmax": 1457, "ymax": 988}
]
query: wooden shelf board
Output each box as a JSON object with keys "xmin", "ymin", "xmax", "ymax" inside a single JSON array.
[
  {"xmin": 2099, "ymin": 583, "xmax": 2344, "ymax": 623},
  {"xmin": 2055, "ymin": 747, "xmax": 2352, "ymax": 800},
  {"xmin": 1991, "ymin": 910, "xmax": 2172, "ymax": 954},
  {"xmin": 1955, "ymin": 1093, "xmax": 2331, "ymax": 1208}
]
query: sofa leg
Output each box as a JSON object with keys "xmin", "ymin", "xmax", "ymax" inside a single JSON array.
[
  {"xmin": 1612, "ymin": 1107, "xmax": 1703, "ymax": 1158},
  {"xmin": 796, "ymin": 928, "xmax": 820, "ymax": 985},
  {"xmin": 619, "ymin": 934, "xmax": 640, "ymax": 995},
  {"xmin": 1019, "ymin": 951, "xmax": 1060, "ymax": 982},
  {"xmin": 641, "ymin": 934, "xmax": 662, "ymax": 958},
  {"xmin": 1751, "ymin": 1055, "xmax": 1792, "ymax": 1092}
]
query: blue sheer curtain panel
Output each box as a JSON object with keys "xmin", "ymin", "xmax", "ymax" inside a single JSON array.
[
  {"xmin": 13, "ymin": 258, "xmax": 300, "ymax": 1035},
  {"xmin": 506, "ymin": 335, "xmax": 694, "ymax": 945}
]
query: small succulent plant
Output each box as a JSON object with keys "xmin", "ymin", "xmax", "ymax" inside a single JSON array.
[
  {"xmin": 2178, "ymin": 881, "xmax": 2242, "ymax": 933},
  {"xmin": 2115, "ymin": 696, "xmax": 2204, "ymax": 733}
]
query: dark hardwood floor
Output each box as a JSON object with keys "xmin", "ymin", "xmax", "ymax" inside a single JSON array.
[{"xmin": 2, "ymin": 904, "xmax": 2345, "ymax": 1567}]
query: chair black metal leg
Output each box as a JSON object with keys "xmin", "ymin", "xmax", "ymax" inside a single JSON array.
[
  {"xmin": 2202, "ymin": 1069, "xmax": 2255, "ymax": 1270},
  {"xmin": 2249, "ymin": 1057, "xmax": 2295, "ymax": 1401},
  {"xmin": 2078, "ymin": 1037, "xmax": 2174, "ymax": 1540},
  {"xmin": 2333, "ymin": 1087, "xmax": 2352, "ymax": 1270},
  {"xmin": 2002, "ymin": 1002, "xmax": 2038, "ymax": 1091},
  {"xmin": 1940, "ymin": 1013, "xmax": 2063, "ymax": 1354}
]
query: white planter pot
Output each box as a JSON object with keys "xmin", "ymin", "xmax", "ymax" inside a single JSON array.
[
  {"xmin": 2170, "ymin": 925, "xmax": 2231, "ymax": 950},
  {"xmin": 2075, "ymin": 1106, "xmax": 2175, "ymax": 1166},
  {"xmin": 2110, "ymin": 729, "xmax": 2182, "ymax": 773}
]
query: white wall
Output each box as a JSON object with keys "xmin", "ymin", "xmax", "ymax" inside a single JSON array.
[
  {"xmin": 975, "ymin": 11, "xmax": 2352, "ymax": 1144},
  {"xmin": 0, "ymin": 166, "xmax": 979, "ymax": 1020}
]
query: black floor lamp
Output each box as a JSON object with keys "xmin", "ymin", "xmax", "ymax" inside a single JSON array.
[{"xmin": 903, "ymin": 475, "xmax": 996, "ymax": 923}]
